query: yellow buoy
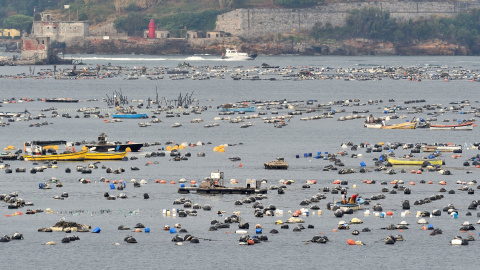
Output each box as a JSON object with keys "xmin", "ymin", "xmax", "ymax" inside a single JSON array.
[{"xmin": 125, "ymin": 147, "xmax": 131, "ymax": 152}]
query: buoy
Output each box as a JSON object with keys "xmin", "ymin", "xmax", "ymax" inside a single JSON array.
[
  {"xmin": 410, "ymin": 181, "xmax": 415, "ymax": 185},
  {"xmin": 247, "ymin": 239, "xmax": 254, "ymax": 245},
  {"xmin": 386, "ymin": 211, "xmax": 393, "ymax": 216},
  {"xmin": 410, "ymin": 170, "xmax": 416, "ymax": 174},
  {"xmin": 353, "ymin": 184, "xmax": 357, "ymax": 189},
  {"xmin": 347, "ymin": 239, "xmax": 355, "ymax": 245},
  {"xmin": 239, "ymin": 163, "xmax": 242, "ymax": 168},
  {"xmin": 170, "ymin": 181, "xmax": 175, "ymax": 184}
]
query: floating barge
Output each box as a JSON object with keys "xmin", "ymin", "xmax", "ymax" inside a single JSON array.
[
  {"xmin": 178, "ymin": 171, "xmax": 267, "ymax": 194},
  {"xmin": 264, "ymin": 157, "xmax": 288, "ymax": 169}
]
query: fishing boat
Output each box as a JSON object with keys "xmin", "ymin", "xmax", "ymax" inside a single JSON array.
[
  {"xmin": 387, "ymin": 157, "xmax": 443, "ymax": 166},
  {"xmin": 421, "ymin": 144, "xmax": 462, "ymax": 152},
  {"xmin": 23, "ymin": 141, "xmax": 87, "ymax": 161},
  {"xmin": 219, "ymin": 103, "xmax": 256, "ymax": 112},
  {"xmin": 178, "ymin": 171, "xmax": 267, "ymax": 194},
  {"xmin": 112, "ymin": 107, "xmax": 147, "ymax": 119},
  {"xmin": 84, "ymin": 133, "xmax": 143, "ymax": 152},
  {"xmin": 329, "ymin": 198, "xmax": 365, "ymax": 211},
  {"xmin": 381, "ymin": 122, "xmax": 416, "ymax": 129},
  {"xmin": 221, "ymin": 48, "xmax": 257, "ymax": 60},
  {"xmin": 264, "ymin": 157, "xmax": 289, "ymax": 169},
  {"xmin": 0, "ymin": 151, "xmax": 19, "ymax": 160},
  {"xmin": 429, "ymin": 122, "xmax": 474, "ymax": 130},
  {"xmin": 85, "ymin": 151, "xmax": 127, "ymax": 160}
]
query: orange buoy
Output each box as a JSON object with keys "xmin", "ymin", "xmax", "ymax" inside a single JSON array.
[
  {"xmin": 332, "ymin": 229, "xmax": 338, "ymax": 232},
  {"xmin": 190, "ymin": 180, "xmax": 196, "ymax": 184},
  {"xmin": 113, "ymin": 180, "xmax": 118, "ymax": 184},
  {"xmin": 333, "ymin": 180, "xmax": 341, "ymax": 184},
  {"xmin": 160, "ymin": 180, "xmax": 167, "ymax": 184},
  {"xmin": 390, "ymin": 181, "xmax": 396, "ymax": 184},
  {"xmin": 476, "ymin": 165, "xmax": 480, "ymax": 168},
  {"xmin": 239, "ymin": 163, "xmax": 242, "ymax": 168},
  {"xmin": 363, "ymin": 179, "xmax": 368, "ymax": 183},
  {"xmin": 347, "ymin": 239, "xmax": 355, "ymax": 245},
  {"xmin": 312, "ymin": 180, "xmax": 317, "ymax": 184},
  {"xmin": 155, "ymin": 179, "xmax": 160, "ymax": 183},
  {"xmin": 170, "ymin": 181, "xmax": 176, "ymax": 184},
  {"xmin": 366, "ymin": 181, "xmax": 372, "ymax": 184},
  {"xmin": 439, "ymin": 181, "xmax": 446, "ymax": 185},
  {"xmin": 457, "ymin": 155, "xmax": 462, "ymax": 158},
  {"xmin": 105, "ymin": 179, "xmax": 110, "ymax": 183},
  {"xmin": 293, "ymin": 212, "xmax": 299, "ymax": 217},
  {"xmin": 428, "ymin": 181, "xmax": 433, "ymax": 184},
  {"xmin": 86, "ymin": 179, "xmax": 91, "ymax": 183},
  {"xmin": 148, "ymin": 161, "xmax": 152, "ymax": 164},
  {"xmin": 417, "ymin": 170, "xmax": 422, "ymax": 174},
  {"xmin": 410, "ymin": 181, "xmax": 415, "ymax": 185},
  {"xmin": 386, "ymin": 211, "xmax": 393, "ymax": 216},
  {"xmin": 410, "ymin": 170, "xmax": 416, "ymax": 174},
  {"xmin": 247, "ymin": 239, "xmax": 254, "ymax": 245}
]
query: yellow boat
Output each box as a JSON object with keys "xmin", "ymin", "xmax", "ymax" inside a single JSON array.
[
  {"xmin": 381, "ymin": 122, "xmax": 416, "ymax": 129},
  {"xmin": 387, "ymin": 157, "xmax": 443, "ymax": 166},
  {"xmin": 24, "ymin": 149, "xmax": 88, "ymax": 161},
  {"xmin": 85, "ymin": 151, "xmax": 127, "ymax": 160}
]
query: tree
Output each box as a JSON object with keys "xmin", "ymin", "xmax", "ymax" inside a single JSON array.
[{"xmin": 3, "ymin": 14, "xmax": 33, "ymax": 34}]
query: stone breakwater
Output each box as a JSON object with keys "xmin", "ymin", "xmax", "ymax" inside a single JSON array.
[{"xmin": 216, "ymin": 1, "xmax": 480, "ymax": 37}]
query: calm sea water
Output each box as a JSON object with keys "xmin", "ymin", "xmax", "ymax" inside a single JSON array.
[{"xmin": 0, "ymin": 54, "xmax": 480, "ymax": 269}]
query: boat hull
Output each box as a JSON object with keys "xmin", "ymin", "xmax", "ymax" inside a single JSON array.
[
  {"xmin": 85, "ymin": 152, "xmax": 127, "ymax": 160},
  {"xmin": 219, "ymin": 106, "xmax": 256, "ymax": 112},
  {"xmin": 430, "ymin": 122, "xmax": 473, "ymax": 130},
  {"xmin": 112, "ymin": 113, "xmax": 147, "ymax": 119},
  {"xmin": 387, "ymin": 157, "xmax": 443, "ymax": 166},
  {"xmin": 23, "ymin": 149, "xmax": 88, "ymax": 161},
  {"xmin": 421, "ymin": 145, "xmax": 462, "ymax": 152},
  {"xmin": 329, "ymin": 202, "xmax": 363, "ymax": 211},
  {"xmin": 381, "ymin": 122, "xmax": 416, "ymax": 129},
  {"xmin": 364, "ymin": 123, "xmax": 383, "ymax": 128}
]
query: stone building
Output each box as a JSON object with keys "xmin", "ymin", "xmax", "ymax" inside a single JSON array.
[
  {"xmin": 21, "ymin": 36, "xmax": 50, "ymax": 61},
  {"xmin": 31, "ymin": 13, "xmax": 89, "ymax": 43}
]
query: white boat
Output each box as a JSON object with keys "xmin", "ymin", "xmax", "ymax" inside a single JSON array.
[
  {"xmin": 364, "ymin": 123, "xmax": 383, "ymax": 129},
  {"xmin": 421, "ymin": 145, "xmax": 462, "ymax": 152},
  {"xmin": 222, "ymin": 49, "xmax": 257, "ymax": 60}
]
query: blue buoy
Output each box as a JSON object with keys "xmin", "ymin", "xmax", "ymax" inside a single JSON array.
[
  {"xmin": 110, "ymin": 183, "xmax": 115, "ymax": 189},
  {"xmin": 380, "ymin": 213, "xmax": 385, "ymax": 218},
  {"xmin": 39, "ymin": 183, "xmax": 44, "ymax": 189},
  {"xmin": 308, "ymin": 153, "xmax": 312, "ymax": 157},
  {"xmin": 304, "ymin": 153, "xmax": 308, "ymax": 158},
  {"xmin": 315, "ymin": 155, "xmax": 321, "ymax": 159},
  {"xmin": 325, "ymin": 152, "xmax": 328, "ymax": 155},
  {"xmin": 384, "ymin": 110, "xmax": 388, "ymax": 114},
  {"xmin": 145, "ymin": 228, "xmax": 150, "ymax": 233},
  {"xmin": 360, "ymin": 161, "xmax": 366, "ymax": 167},
  {"xmin": 317, "ymin": 152, "xmax": 321, "ymax": 155},
  {"xmin": 123, "ymin": 182, "xmax": 126, "ymax": 188},
  {"xmin": 452, "ymin": 212, "xmax": 458, "ymax": 219},
  {"xmin": 255, "ymin": 228, "xmax": 262, "ymax": 234},
  {"xmin": 92, "ymin": 227, "xmax": 101, "ymax": 233},
  {"xmin": 180, "ymin": 183, "xmax": 185, "ymax": 188},
  {"xmin": 379, "ymin": 156, "xmax": 384, "ymax": 162},
  {"xmin": 429, "ymin": 155, "xmax": 434, "ymax": 159},
  {"xmin": 169, "ymin": 228, "xmax": 177, "ymax": 234},
  {"xmin": 296, "ymin": 155, "xmax": 299, "ymax": 158},
  {"xmin": 460, "ymin": 111, "xmax": 463, "ymax": 114},
  {"xmin": 323, "ymin": 157, "xmax": 328, "ymax": 160},
  {"xmin": 427, "ymin": 224, "xmax": 434, "ymax": 229}
]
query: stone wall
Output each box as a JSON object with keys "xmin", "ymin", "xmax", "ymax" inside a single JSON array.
[{"xmin": 216, "ymin": 1, "xmax": 480, "ymax": 37}]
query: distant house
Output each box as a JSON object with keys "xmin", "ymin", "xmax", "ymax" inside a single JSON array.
[
  {"xmin": 143, "ymin": 30, "xmax": 170, "ymax": 39},
  {"xmin": 0, "ymin": 29, "xmax": 21, "ymax": 38},
  {"xmin": 206, "ymin": 31, "xmax": 225, "ymax": 38}
]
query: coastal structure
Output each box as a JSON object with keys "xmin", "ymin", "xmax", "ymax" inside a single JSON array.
[
  {"xmin": 31, "ymin": 13, "xmax": 89, "ymax": 43},
  {"xmin": 216, "ymin": 1, "xmax": 480, "ymax": 37}
]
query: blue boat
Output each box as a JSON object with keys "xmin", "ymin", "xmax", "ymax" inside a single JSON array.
[
  {"xmin": 112, "ymin": 113, "xmax": 147, "ymax": 119},
  {"xmin": 219, "ymin": 103, "xmax": 256, "ymax": 112},
  {"xmin": 112, "ymin": 107, "xmax": 147, "ymax": 118}
]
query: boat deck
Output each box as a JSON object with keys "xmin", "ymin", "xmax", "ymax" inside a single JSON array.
[{"xmin": 178, "ymin": 187, "xmax": 267, "ymax": 194}]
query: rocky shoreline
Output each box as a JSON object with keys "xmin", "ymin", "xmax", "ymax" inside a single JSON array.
[{"xmin": 1, "ymin": 38, "xmax": 470, "ymax": 57}]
